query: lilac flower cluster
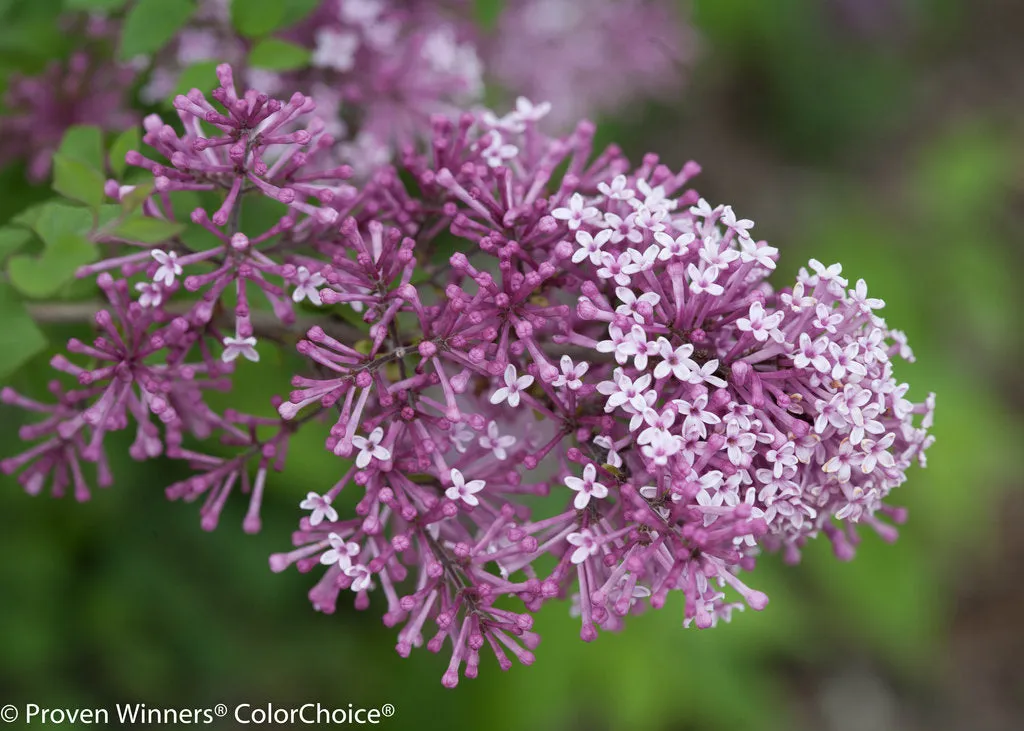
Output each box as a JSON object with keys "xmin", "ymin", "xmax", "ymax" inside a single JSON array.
[{"xmin": 2, "ymin": 66, "xmax": 934, "ymax": 687}]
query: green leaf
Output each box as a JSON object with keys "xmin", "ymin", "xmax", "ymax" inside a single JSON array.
[
  {"xmin": 112, "ymin": 216, "xmax": 184, "ymax": 244},
  {"xmin": 63, "ymin": 0, "xmax": 127, "ymax": 10},
  {"xmin": 0, "ymin": 281, "xmax": 47, "ymax": 378},
  {"xmin": 96, "ymin": 204, "xmax": 125, "ymax": 228},
  {"xmin": 0, "ymin": 17, "xmax": 64, "ymax": 67},
  {"xmin": 8, "ymin": 232, "xmax": 97, "ymax": 298},
  {"xmin": 30, "ymin": 203, "xmax": 94, "ymax": 244},
  {"xmin": 120, "ymin": 181, "xmax": 155, "ymax": 214},
  {"xmin": 171, "ymin": 60, "xmax": 220, "ymax": 100},
  {"xmin": 473, "ymin": 0, "xmax": 504, "ymax": 30},
  {"xmin": 11, "ymin": 201, "xmax": 50, "ymax": 230},
  {"xmin": 57, "ymin": 125, "xmax": 104, "ymax": 172},
  {"xmin": 5, "ymin": 202, "xmax": 98, "ymax": 298},
  {"xmin": 230, "ymin": 0, "xmax": 285, "ymax": 38},
  {"xmin": 0, "ymin": 164, "xmax": 52, "ymax": 223},
  {"xmin": 119, "ymin": 0, "xmax": 195, "ymax": 60},
  {"xmin": 248, "ymin": 38, "xmax": 311, "ymax": 70},
  {"xmin": 109, "ymin": 128, "xmax": 141, "ymax": 178},
  {"xmin": 0, "ymin": 226, "xmax": 31, "ymax": 263},
  {"xmin": 52, "ymin": 153, "xmax": 106, "ymax": 209},
  {"xmin": 279, "ymin": 0, "xmax": 319, "ymax": 27}
]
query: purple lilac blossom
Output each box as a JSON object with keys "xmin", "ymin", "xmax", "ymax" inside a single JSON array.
[{"xmin": 2, "ymin": 66, "xmax": 934, "ymax": 686}]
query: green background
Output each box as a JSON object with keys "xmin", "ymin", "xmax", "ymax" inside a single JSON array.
[{"xmin": 1, "ymin": 0, "xmax": 1022, "ymax": 729}]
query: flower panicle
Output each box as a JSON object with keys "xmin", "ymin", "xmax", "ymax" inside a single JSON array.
[{"xmin": 1, "ymin": 72, "xmax": 934, "ymax": 687}]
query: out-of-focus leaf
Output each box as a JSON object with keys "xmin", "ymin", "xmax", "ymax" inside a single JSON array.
[
  {"xmin": 10, "ymin": 201, "xmax": 51, "ymax": 231},
  {"xmin": 0, "ymin": 18, "xmax": 64, "ymax": 67},
  {"xmin": 942, "ymin": 234, "xmax": 1016, "ymax": 353},
  {"xmin": 109, "ymin": 128, "xmax": 141, "ymax": 178},
  {"xmin": 96, "ymin": 204, "xmax": 124, "ymax": 229},
  {"xmin": 118, "ymin": 0, "xmax": 195, "ymax": 61},
  {"xmin": 0, "ymin": 166, "xmax": 52, "ymax": 225},
  {"xmin": 913, "ymin": 123, "xmax": 1017, "ymax": 227},
  {"xmin": 248, "ymin": 38, "xmax": 311, "ymax": 70},
  {"xmin": 171, "ymin": 60, "xmax": 219, "ymax": 99},
  {"xmin": 119, "ymin": 182, "xmax": 155, "ymax": 214},
  {"xmin": 5, "ymin": 202, "xmax": 97, "ymax": 297},
  {"xmin": 230, "ymin": 0, "xmax": 285, "ymax": 38},
  {"xmin": 0, "ymin": 281, "xmax": 47, "ymax": 377},
  {"xmin": 29, "ymin": 203, "xmax": 94, "ymax": 244},
  {"xmin": 8, "ymin": 233, "xmax": 95, "ymax": 298},
  {"xmin": 279, "ymin": 0, "xmax": 319, "ymax": 27},
  {"xmin": 901, "ymin": 365, "xmax": 1018, "ymax": 543},
  {"xmin": 473, "ymin": 0, "xmax": 504, "ymax": 30},
  {"xmin": 0, "ymin": 226, "xmax": 31, "ymax": 263},
  {"xmin": 52, "ymin": 154, "xmax": 105, "ymax": 209},
  {"xmin": 57, "ymin": 125, "xmax": 103, "ymax": 172},
  {"xmin": 111, "ymin": 216, "xmax": 184, "ymax": 244}
]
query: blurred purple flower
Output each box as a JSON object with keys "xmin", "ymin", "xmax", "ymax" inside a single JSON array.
[
  {"xmin": 486, "ymin": 0, "xmax": 697, "ymax": 127},
  {"xmin": 1, "ymin": 52, "xmax": 137, "ymax": 182}
]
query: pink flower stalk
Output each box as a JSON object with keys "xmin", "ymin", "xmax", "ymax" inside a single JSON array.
[{"xmin": 3, "ymin": 67, "xmax": 935, "ymax": 686}]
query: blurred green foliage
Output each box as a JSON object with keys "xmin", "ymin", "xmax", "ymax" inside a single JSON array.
[{"xmin": 1, "ymin": 0, "xmax": 1022, "ymax": 729}]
